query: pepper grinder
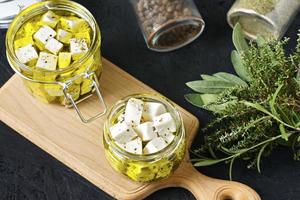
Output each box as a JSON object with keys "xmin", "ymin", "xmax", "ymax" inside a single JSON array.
[{"xmin": 131, "ymin": 0, "xmax": 205, "ymax": 52}]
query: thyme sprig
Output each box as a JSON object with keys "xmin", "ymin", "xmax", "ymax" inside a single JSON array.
[{"xmin": 185, "ymin": 24, "xmax": 300, "ymax": 179}]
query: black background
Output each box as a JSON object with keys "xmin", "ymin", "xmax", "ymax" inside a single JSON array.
[{"xmin": 0, "ymin": 0, "xmax": 299, "ymax": 199}]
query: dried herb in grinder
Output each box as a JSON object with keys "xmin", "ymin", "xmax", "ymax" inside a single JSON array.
[{"xmin": 227, "ymin": 0, "xmax": 300, "ymax": 40}]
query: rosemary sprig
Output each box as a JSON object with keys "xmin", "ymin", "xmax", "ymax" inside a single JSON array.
[{"xmin": 185, "ymin": 23, "xmax": 300, "ymax": 179}]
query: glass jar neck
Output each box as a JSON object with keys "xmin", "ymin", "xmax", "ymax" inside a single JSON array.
[{"xmin": 148, "ymin": 17, "xmax": 205, "ymax": 52}]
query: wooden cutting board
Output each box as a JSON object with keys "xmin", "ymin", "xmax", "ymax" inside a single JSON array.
[{"xmin": 0, "ymin": 58, "xmax": 260, "ymax": 200}]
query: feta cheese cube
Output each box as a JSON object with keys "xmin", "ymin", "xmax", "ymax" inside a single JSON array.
[
  {"xmin": 56, "ymin": 29, "xmax": 72, "ymax": 44},
  {"xmin": 45, "ymin": 38, "xmax": 63, "ymax": 55},
  {"xmin": 142, "ymin": 102, "xmax": 167, "ymax": 121},
  {"xmin": 23, "ymin": 22, "xmax": 39, "ymax": 37},
  {"xmin": 44, "ymin": 84, "xmax": 63, "ymax": 96},
  {"xmin": 80, "ymin": 78, "xmax": 93, "ymax": 95},
  {"xmin": 160, "ymin": 132, "xmax": 175, "ymax": 144},
  {"xmin": 58, "ymin": 52, "xmax": 72, "ymax": 68},
  {"xmin": 14, "ymin": 36, "xmax": 34, "ymax": 49},
  {"xmin": 65, "ymin": 84, "xmax": 80, "ymax": 101},
  {"xmin": 33, "ymin": 25, "xmax": 57, "ymax": 48},
  {"xmin": 40, "ymin": 11, "xmax": 59, "ymax": 28},
  {"xmin": 153, "ymin": 113, "xmax": 176, "ymax": 134},
  {"xmin": 117, "ymin": 137, "xmax": 142, "ymax": 155},
  {"xmin": 60, "ymin": 17, "xmax": 89, "ymax": 33},
  {"xmin": 134, "ymin": 122, "xmax": 157, "ymax": 142},
  {"xmin": 109, "ymin": 122, "xmax": 138, "ymax": 144},
  {"xmin": 36, "ymin": 52, "xmax": 57, "ymax": 71},
  {"xmin": 143, "ymin": 137, "xmax": 168, "ymax": 154},
  {"xmin": 70, "ymin": 38, "xmax": 89, "ymax": 60},
  {"xmin": 15, "ymin": 44, "xmax": 38, "ymax": 64},
  {"xmin": 124, "ymin": 98, "xmax": 144, "ymax": 126},
  {"xmin": 75, "ymin": 31, "xmax": 91, "ymax": 45}
]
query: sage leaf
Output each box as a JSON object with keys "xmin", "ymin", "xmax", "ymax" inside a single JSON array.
[
  {"xmin": 186, "ymin": 80, "xmax": 235, "ymax": 94},
  {"xmin": 213, "ymin": 72, "xmax": 248, "ymax": 87},
  {"xmin": 201, "ymin": 74, "xmax": 221, "ymax": 81},
  {"xmin": 194, "ymin": 159, "xmax": 225, "ymax": 167},
  {"xmin": 279, "ymin": 124, "xmax": 288, "ymax": 141},
  {"xmin": 232, "ymin": 23, "xmax": 249, "ymax": 53},
  {"xmin": 231, "ymin": 50, "xmax": 251, "ymax": 82},
  {"xmin": 184, "ymin": 93, "xmax": 219, "ymax": 108},
  {"xmin": 243, "ymin": 101, "xmax": 274, "ymax": 117},
  {"xmin": 205, "ymin": 101, "xmax": 237, "ymax": 113},
  {"xmin": 256, "ymin": 35, "xmax": 267, "ymax": 47}
]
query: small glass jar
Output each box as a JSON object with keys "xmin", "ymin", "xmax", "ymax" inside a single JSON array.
[
  {"xmin": 103, "ymin": 94, "xmax": 186, "ymax": 182},
  {"xmin": 227, "ymin": 0, "xmax": 300, "ymax": 40},
  {"xmin": 131, "ymin": 0, "xmax": 205, "ymax": 52},
  {"xmin": 6, "ymin": 0, "xmax": 106, "ymax": 123}
]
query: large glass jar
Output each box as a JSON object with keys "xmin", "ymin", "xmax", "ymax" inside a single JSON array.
[
  {"xmin": 227, "ymin": 0, "xmax": 300, "ymax": 40},
  {"xmin": 131, "ymin": 0, "xmax": 205, "ymax": 52},
  {"xmin": 6, "ymin": 0, "xmax": 106, "ymax": 123},
  {"xmin": 103, "ymin": 94, "xmax": 186, "ymax": 182}
]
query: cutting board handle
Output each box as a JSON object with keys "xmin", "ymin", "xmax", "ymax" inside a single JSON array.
[{"xmin": 169, "ymin": 161, "xmax": 261, "ymax": 200}]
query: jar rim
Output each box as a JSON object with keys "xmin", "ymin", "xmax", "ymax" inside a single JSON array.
[
  {"xmin": 147, "ymin": 17, "xmax": 205, "ymax": 52},
  {"xmin": 227, "ymin": 8, "xmax": 277, "ymax": 40},
  {"xmin": 5, "ymin": 0, "xmax": 101, "ymax": 79},
  {"xmin": 103, "ymin": 93, "xmax": 186, "ymax": 162}
]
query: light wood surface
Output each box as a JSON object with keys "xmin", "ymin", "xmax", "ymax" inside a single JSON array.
[{"xmin": 0, "ymin": 58, "xmax": 260, "ymax": 200}]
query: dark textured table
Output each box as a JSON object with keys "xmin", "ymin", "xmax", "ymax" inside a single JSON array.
[{"xmin": 0, "ymin": 0, "xmax": 299, "ymax": 199}]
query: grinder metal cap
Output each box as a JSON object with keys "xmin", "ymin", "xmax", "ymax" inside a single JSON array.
[{"xmin": 0, "ymin": 0, "xmax": 41, "ymax": 29}]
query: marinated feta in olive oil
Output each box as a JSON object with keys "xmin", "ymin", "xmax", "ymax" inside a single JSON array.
[
  {"xmin": 14, "ymin": 10, "xmax": 101, "ymax": 104},
  {"xmin": 104, "ymin": 97, "xmax": 186, "ymax": 182}
]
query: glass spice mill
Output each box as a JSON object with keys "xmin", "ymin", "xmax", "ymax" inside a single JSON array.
[{"xmin": 131, "ymin": 0, "xmax": 205, "ymax": 52}]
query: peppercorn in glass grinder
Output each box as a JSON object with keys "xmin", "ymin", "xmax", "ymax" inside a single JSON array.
[{"xmin": 131, "ymin": 0, "xmax": 205, "ymax": 52}]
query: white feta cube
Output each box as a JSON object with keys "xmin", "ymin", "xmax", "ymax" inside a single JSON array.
[
  {"xmin": 33, "ymin": 25, "xmax": 57, "ymax": 45},
  {"xmin": 124, "ymin": 98, "xmax": 144, "ymax": 126},
  {"xmin": 60, "ymin": 17, "xmax": 88, "ymax": 33},
  {"xmin": 160, "ymin": 132, "xmax": 175, "ymax": 144},
  {"xmin": 41, "ymin": 11, "xmax": 59, "ymax": 28},
  {"xmin": 70, "ymin": 38, "xmax": 89, "ymax": 60},
  {"xmin": 143, "ymin": 137, "xmax": 168, "ymax": 154},
  {"xmin": 142, "ymin": 102, "xmax": 166, "ymax": 121},
  {"xmin": 153, "ymin": 113, "xmax": 176, "ymax": 134},
  {"xmin": 117, "ymin": 137, "xmax": 142, "ymax": 155},
  {"xmin": 56, "ymin": 29, "xmax": 72, "ymax": 44},
  {"xmin": 36, "ymin": 52, "xmax": 57, "ymax": 71},
  {"xmin": 58, "ymin": 52, "xmax": 72, "ymax": 68},
  {"xmin": 15, "ymin": 44, "xmax": 38, "ymax": 64},
  {"xmin": 134, "ymin": 122, "xmax": 157, "ymax": 142},
  {"xmin": 109, "ymin": 122, "xmax": 138, "ymax": 144},
  {"xmin": 45, "ymin": 38, "xmax": 63, "ymax": 55}
]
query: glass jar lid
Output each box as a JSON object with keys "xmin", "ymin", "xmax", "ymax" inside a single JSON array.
[{"xmin": 0, "ymin": 0, "xmax": 41, "ymax": 29}]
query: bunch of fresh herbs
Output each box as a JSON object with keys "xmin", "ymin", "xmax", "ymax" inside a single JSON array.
[{"xmin": 185, "ymin": 23, "xmax": 300, "ymax": 179}]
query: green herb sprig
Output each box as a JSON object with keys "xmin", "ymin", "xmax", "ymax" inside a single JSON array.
[{"xmin": 185, "ymin": 23, "xmax": 300, "ymax": 179}]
